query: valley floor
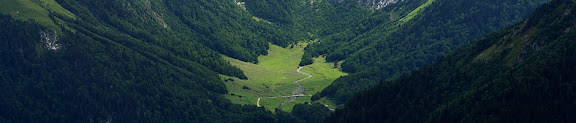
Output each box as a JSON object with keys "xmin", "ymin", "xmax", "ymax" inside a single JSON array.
[{"xmin": 222, "ymin": 42, "xmax": 346, "ymax": 111}]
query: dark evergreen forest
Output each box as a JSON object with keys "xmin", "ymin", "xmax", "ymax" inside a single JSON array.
[
  {"xmin": 311, "ymin": 0, "xmax": 550, "ymax": 103},
  {"xmin": 1, "ymin": 0, "xmax": 574, "ymax": 122},
  {"xmin": 0, "ymin": 0, "xmax": 300, "ymax": 122},
  {"xmin": 327, "ymin": 0, "xmax": 576, "ymax": 122}
]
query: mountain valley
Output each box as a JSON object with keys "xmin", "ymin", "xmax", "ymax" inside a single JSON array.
[{"xmin": 1, "ymin": 0, "xmax": 574, "ymax": 122}]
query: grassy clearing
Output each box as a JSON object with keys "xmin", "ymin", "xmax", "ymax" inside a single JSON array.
[
  {"xmin": 223, "ymin": 42, "xmax": 308, "ymax": 110},
  {"xmin": 34, "ymin": 0, "xmax": 77, "ymax": 19},
  {"xmin": 299, "ymin": 56, "xmax": 347, "ymax": 95},
  {"xmin": 224, "ymin": 43, "xmax": 308, "ymax": 86},
  {"xmin": 252, "ymin": 16, "xmax": 272, "ymax": 24},
  {"xmin": 399, "ymin": 0, "xmax": 435, "ymax": 23},
  {"xmin": 223, "ymin": 42, "xmax": 346, "ymax": 111},
  {"xmin": 0, "ymin": 0, "xmax": 76, "ymax": 29},
  {"xmin": 1, "ymin": 0, "xmax": 54, "ymax": 27}
]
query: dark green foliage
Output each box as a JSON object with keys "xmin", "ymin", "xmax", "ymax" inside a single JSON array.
[
  {"xmin": 292, "ymin": 0, "xmax": 416, "ymax": 66},
  {"xmin": 0, "ymin": 13, "xmax": 301, "ymax": 122},
  {"xmin": 274, "ymin": 109, "xmax": 304, "ymax": 123},
  {"xmin": 332, "ymin": 62, "xmax": 338, "ymax": 68},
  {"xmin": 315, "ymin": 0, "xmax": 550, "ymax": 103},
  {"xmin": 242, "ymin": 86, "xmax": 251, "ymax": 90},
  {"xmin": 55, "ymin": 0, "xmax": 253, "ymax": 79},
  {"xmin": 163, "ymin": 0, "xmax": 266, "ymax": 63},
  {"xmin": 244, "ymin": 0, "xmax": 295, "ymax": 24},
  {"xmin": 299, "ymin": 0, "xmax": 428, "ymax": 65},
  {"xmin": 1, "ymin": 0, "xmax": 569, "ymax": 122},
  {"xmin": 0, "ymin": 0, "xmax": 303, "ymax": 121},
  {"xmin": 225, "ymin": 78, "xmax": 235, "ymax": 82},
  {"xmin": 299, "ymin": 53, "xmax": 314, "ymax": 66},
  {"xmin": 292, "ymin": 103, "xmax": 331, "ymax": 123},
  {"xmin": 326, "ymin": 0, "xmax": 576, "ymax": 122},
  {"xmin": 58, "ymin": 0, "xmax": 296, "ymax": 64}
]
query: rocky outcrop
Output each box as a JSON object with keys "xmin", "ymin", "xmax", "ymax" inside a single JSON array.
[
  {"xmin": 329, "ymin": 0, "xmax": 400, "ymax": 9},
  {"xmin": 358, "ymin": 0, "xmax": 400, "ymax": 9}
]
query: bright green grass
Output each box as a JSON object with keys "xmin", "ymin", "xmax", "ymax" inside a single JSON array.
[
  {"xmin": 252, "ymin": 16, "xmax": 272, "ymax": 24},
  {"xmin": 224, "ymin": 43, "xmax": 308, "ymax": 86},
  {"xmin": 299, "ymin": 56, "xmax": 347, "ymax": 95},
  {"xmin": 33, "ymin": 0, "xmax": 76, "ymax": 19},
  {"xmin": 1, "ymin": 0, "xmax": 54, "ymax": 27},
  {"xmin": 223, "ymin": 42, "xmax": 346, "ymax": 111},
  {"xmin": 0, "ymin": 0, "xmax": 76, "ymax": 29},
  {"xmin": 259, "ymin": 97, "xmax": 287, "ymax": 110},
  {"xmin": 399, "ymin": 0, "xmax": 435, "ymax": 23},
  {"xmin": 223, "ymin": 42, "xmax": 308, "ymax": 110}
]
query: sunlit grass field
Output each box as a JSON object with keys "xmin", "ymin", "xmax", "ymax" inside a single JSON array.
[{"xmin": 223, "ymin": 42, "xmax": 346, "ymax": 111}]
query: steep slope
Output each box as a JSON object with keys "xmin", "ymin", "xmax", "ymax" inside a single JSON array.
[
  {"xmin": 327, "ymin": 0, "xmax": 576, "ymax": 122},
  {"xmin": 1, "ymin": 0, "xmax": 567, "ymax": 122},
  {"xmin": 57, "ymin": 0, "xmax": 296, "ymax": 63},
  {"xmin": 295, "ymin": 0, "xmax": 426, "ymax": 65},
  {"xmin": 0, "ymin": 0, "xmax": 76, "ymax": 29},
  {"xmin": 243, "ymin": 0, "xmax": 295, "ymax": 24},
  {"xmin": 329, "ymin": 0, "xmax": 400, "ymax": 9},
  {"xmin": 0, "ymin": 0, "xmax": 302, "ymax": 122},
  {"xmin": 244, "ymin": 0, "xmax": 426, "ymax": 41},
  {"xmin": 313, "ymin": 0, "xmax": 549, "ymax": 103},
  {"xmin": 1, "ymin": 0, "xmax": 416, "ymax": 121}
]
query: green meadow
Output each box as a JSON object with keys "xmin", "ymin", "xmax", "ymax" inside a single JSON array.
[
  {"xmin": 0, "ymin": 0, "xmax": 76, "ymax": 29},
  {"xmin": 400, "ymin": 0, "xmax": 435, "ymax": 23},
  {"xmin": 223, "ymin": 42, "xmax": 347, "ymax": 111}
]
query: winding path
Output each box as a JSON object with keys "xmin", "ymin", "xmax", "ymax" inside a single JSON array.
[
  {"xmin": 257, "ymin": 66, "xmax": 312, "ymax": 110},
  {"xmin": 257, "ymin": 97, "xmax": 261, "ymax": 107}
]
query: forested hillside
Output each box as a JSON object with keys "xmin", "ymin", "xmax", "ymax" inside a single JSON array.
[
  {"xmin": 0, "ymin": 15, "xmax": 306, "ymax": 122},
  {"xmin": 244, "ymin": 0, "xmax": 427, "ymax": 41},
  {"xmin": 1, "ymin": 0, "xmax": 417, "ymax": 121},
  {"xmin": 312, "ymin": 0, "xmax": 550, "ymax": 103},
  {"xmin": 0, "ymin": 0, "xmax": 301, "ymax": 122},
  {"xmin": 59, "ymin": 0, "xmax": 297, "ymax": 63},
  {"xmin": 327, "ymin": 0, "xmax": 576, "ymax": 122},
  {"xmin": 1, "ymin": 0, "xmax": 570, "ymax": 122}
]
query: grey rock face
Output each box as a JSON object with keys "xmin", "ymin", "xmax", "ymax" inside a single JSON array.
[
  {"xmin": 329, "ymin": 0, "xmax": 400, "ymax": 9},
  {"xmin": 358, "ymin": 0, "xmax": 400, "ymax": 9}
]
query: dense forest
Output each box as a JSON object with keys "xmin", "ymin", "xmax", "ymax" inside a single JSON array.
[
  {"xmin": 1, "ymin": 0, "xmax": 573, "ymax": 122},
  {"xmin": 0, "ymin": 0, "xmax": 306, "ymax": 122},
  {"xmin": 311, "ymin": 0, "xmax": 551, "ymax": 103},
  {"xmin": 298, "ymin": 0, "xmax": 428, "ymax": 65},
  {"xmin": 0, "ymin": 14, "xmax": 302, "ymax": 122},
  {"xmin": 326, "ymin": 0, "xmax": 576, "ymax": 122}
]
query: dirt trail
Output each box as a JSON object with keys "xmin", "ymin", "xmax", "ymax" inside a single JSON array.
[{"xmin": 257, "ymin": 97, "xmax": 261, "ymax": 107}]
